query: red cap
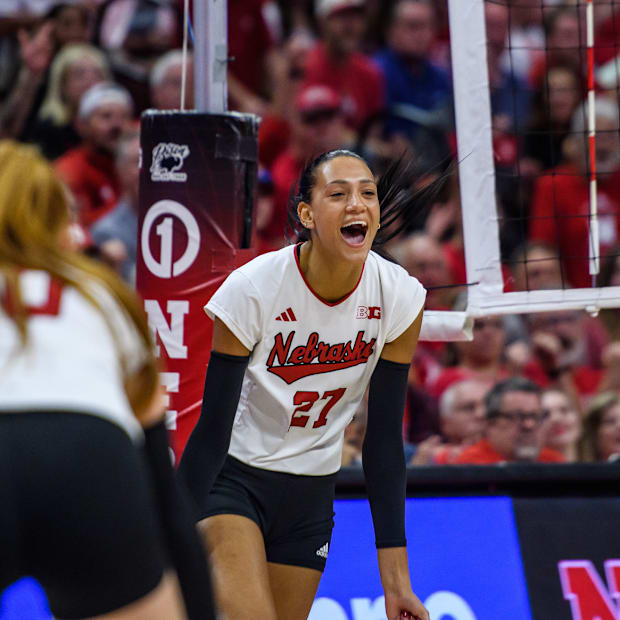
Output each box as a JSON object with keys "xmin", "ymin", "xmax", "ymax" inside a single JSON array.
[{"xmin": 295, "ymin": 84, "xmax": 341, "ymax": 113}]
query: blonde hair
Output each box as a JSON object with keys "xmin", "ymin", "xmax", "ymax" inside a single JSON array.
[
  {"xmin": 38, "ymin": 44, "xmax": 110, "ymax": 126},
  {"xmin": 0, "ymin": 140, "xmax": 158, "ymax": 421}
]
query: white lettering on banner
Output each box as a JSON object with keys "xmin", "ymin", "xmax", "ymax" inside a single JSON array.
[
  {"xmin": 160, "ymin": 371, "xmax": 179, "ymax": 430},
  {"xmin": 425, "ymin": 591, "xmax": 478, "ymax": 620},
  {"xmin": 350, "ymin": 597, "xmax": 386, "ymax": 619},
  {"xmin": 308, "ymin": 598, "xmax": 349, "ymax": 620},
  {"xmin": 145, "ymin": 299, "xmax": 189, "ymax": 358},
  {"xmin": 308, "ymin": 592, "xmax": 477, "ymax": 619},
  {"xmin": 141, "ymin": 200, "xmax": 200, "ymax": 278}
]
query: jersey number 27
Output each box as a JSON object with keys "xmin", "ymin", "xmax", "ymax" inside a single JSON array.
[{"xmin": 290, "ymin": 388, "xmax": 346, "ymax": 429}]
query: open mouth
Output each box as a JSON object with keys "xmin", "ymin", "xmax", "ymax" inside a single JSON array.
[{"xmin": 340, "ymin": 221, "xmax": 368, "ymax": 246}]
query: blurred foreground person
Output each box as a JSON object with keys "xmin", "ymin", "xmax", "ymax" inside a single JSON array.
[{"xmin": 0, "ymin": 141, "xmax": 215, "ymax": 620}]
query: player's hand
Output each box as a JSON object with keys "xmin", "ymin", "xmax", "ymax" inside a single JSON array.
[{"xmin": 385, "ymin": 589, "xmax": 430, "ymax": 620}]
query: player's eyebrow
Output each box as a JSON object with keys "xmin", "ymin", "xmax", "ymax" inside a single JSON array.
[{"xmin": 326, "ymin": 178, "xmax": 375, "ymax": 186}]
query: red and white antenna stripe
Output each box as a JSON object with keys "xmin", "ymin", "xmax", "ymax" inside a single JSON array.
[{"xmin": 586, "ymin": 0, "xmax": 599, "ymax": 279}]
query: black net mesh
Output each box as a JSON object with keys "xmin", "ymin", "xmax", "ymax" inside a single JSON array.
[{"xmin": 487, "ymin": 0, "xmax": 620, "ymax": 293}]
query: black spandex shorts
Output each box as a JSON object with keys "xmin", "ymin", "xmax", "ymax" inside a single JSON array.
[
  {"xmin": 0, "ymin": 412, "xmax": 167, "ymax": 619},
  {"xmin": 200, "ymin": 455, "xmax": 337, "ymax": 572}
]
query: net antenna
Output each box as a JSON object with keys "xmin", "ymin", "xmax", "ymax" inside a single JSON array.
[
  {"xmin": 586, "ymin": 0, "xmax": 599, "ymax": 283},
  {"xmin": 448, "ymin": 0, "xmax": 620, "ymax": 319}
]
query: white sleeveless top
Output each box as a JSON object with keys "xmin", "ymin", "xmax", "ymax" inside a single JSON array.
[
  {"xmin": 205, "ymin": 245, "xmax": 426, "ymax": 475},
  {"xmin": 0, "ymin": 270, "xmax": 144, "ymax": 442}
]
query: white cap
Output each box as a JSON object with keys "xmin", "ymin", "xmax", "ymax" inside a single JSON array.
[
  {"xmin": 315, "ymin": 0, "xmax": 365, "ymax": 18},
  {"xmin": 78, "ymin": 82, "xmax": 133, "ymax": 119}
]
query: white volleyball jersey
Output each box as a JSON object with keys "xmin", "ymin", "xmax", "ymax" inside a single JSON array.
[
  {"xmin": 205, "ymin": 244, "xmax": 426, "ymax": 475},
  {"xmin": 0, "ymin": 270, "xmax": 144, "ymax": 442}
]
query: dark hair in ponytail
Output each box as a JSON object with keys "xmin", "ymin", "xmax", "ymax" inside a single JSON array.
[{"xmin": 286, "ymin": 149, "xmax": 448, "ymax": 251}]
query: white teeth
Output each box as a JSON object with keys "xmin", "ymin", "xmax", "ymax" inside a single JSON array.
[{"xmin": 342, "ymin": 221, "xmax": 367, "ymax": 229}]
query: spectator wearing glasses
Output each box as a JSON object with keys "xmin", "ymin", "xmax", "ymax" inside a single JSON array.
[{"xmin": 455, "ymin": 377, "xmax": 565, "ymax": 464}]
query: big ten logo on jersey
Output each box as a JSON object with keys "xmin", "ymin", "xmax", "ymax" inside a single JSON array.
[
  {"xmin": 141, "ymin": 199, "xmax": 200, "ymax": 279},
  {"xmin": 356, "ymin": 306, "xmax": 381, "ymax": 319},
  {"xmin": 559, "ymin": 559, "xmax": 620, "ymax": 619}
]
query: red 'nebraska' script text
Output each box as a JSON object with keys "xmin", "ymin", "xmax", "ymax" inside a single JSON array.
[{"xmin": 266, "ymin": 330, "xmax": 376, "ymax": 384}]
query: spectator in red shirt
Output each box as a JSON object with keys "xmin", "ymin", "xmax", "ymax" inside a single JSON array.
[
  {"xmin": 56, "ymin": 82, "xmax": 133, "ymax": 229},
  {"xmin": 455, "ymin": 377, "xmax": 565, "ymax": 464},
  {"xmin": 303, "ymin": 0, "xmax": 384, "ymax": 131},
  {"xmin": 529, "ymin": 96, "xmax": 620, "ymax": 289},
  {"xmin": 431, "ymin": 315, "xmax": 508, "ymax": 398},
  {"xmin": 264, "ymin": 83, "xmax": 350, "ymax": 250},
  {"xmin": 411, "ymin": 379, "xmax": 489, "ymax": 465},
  {"xmin": 503, "ymin": 306, "xmax": 606, "ymax": 409}
]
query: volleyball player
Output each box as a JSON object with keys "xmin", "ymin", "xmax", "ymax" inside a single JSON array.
[
  {"xmin": 179, "ymin": 150, "xmax": 431, "ymax": 620},
  {"xmin": 0, "ymin": 140, "xmax": 215, "ymax": 620}
]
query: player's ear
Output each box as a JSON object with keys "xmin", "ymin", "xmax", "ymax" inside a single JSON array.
[{"xmin": 297, "ymin": 201, "xmax": 314, "ymax": 229}]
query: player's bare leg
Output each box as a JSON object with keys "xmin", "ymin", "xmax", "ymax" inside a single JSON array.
[
  {"xmin": 92, "ymin": 572, "xmax": 185, "ymax": 619},
  {"xmin": 268, "ymin": 562, "xmax": 322, "ymax": 620},
  {"xmin": 200, "ymin": 514, "xmax": 277, "ymax": 620}
]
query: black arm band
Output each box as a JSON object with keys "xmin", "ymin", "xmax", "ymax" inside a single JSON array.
[
  {"xmin": 362, "ymin": 357, "xmax": 409, "ymax": 548},
  {"xmin": 142, "ymin": 421, "xmax": 216, "ymax": 620},
  {"xmin": 177, "ymin": 350, "xmax": 249, "ymax": 516}
]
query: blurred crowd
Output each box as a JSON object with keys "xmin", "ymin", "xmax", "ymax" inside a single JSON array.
[{"xmin": 2, "ymin": 0, "xmax": 620, "ymax": 466}]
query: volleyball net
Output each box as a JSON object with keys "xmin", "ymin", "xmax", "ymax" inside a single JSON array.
[{"xmin": 449, "ymin": 0, "xmax": 620, "ymax": 317}]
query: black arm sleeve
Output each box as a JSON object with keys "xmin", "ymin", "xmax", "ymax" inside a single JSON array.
[
  {"xmin": 142, "ymin": 421, "xmax": 216, "ymax": 620},
  {"xmin": 177, "ymin": 350, "xmax": 249, "ymax": 514},
  {"xmin": 362, "ymin": 357, "xmax": 410, "ymax": 548}
]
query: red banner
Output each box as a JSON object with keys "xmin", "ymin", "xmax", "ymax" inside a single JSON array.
[{"xmin": 137, "ymin": 111, "xmax": 258, "ymax": 460}]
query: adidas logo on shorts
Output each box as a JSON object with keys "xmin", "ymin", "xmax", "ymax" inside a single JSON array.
[{"xmin": 315, "ymin": 543, "xmax": 329, "ymax": 559}]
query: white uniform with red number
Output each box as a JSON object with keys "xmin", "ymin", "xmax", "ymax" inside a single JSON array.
[
  {"xmin": 205, "ymin": 245, "xmax": 426, "ymax": 475},
  {"xmin": 0, "ymin": 270, "xmax": 144, "ymax": 441}
]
